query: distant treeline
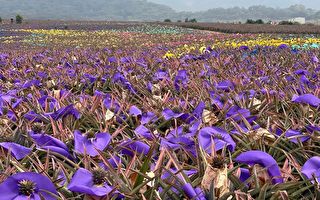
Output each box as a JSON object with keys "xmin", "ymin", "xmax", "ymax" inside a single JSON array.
[{"xmin": 0, "ymin": 0, "xmax": 320, "ymax": 22}]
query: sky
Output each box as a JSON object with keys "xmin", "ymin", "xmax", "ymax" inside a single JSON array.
[{"xmin": 149, "ymin": 0, "xmax": 320, "ymax": 11}]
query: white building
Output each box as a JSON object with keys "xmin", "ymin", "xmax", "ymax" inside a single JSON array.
[{"xmin": 289, "ymin": 17, "xmax": 306, "ymax": 24}]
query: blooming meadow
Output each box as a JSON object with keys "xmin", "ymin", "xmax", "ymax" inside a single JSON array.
[{"xmin": 0, "ymin": 22, "xmax": 320, "ymax": 199}]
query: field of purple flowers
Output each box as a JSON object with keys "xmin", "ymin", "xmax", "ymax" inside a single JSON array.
[{"xmin": 0, "ymin": 22, "xmax": 320, "ymax": 200}]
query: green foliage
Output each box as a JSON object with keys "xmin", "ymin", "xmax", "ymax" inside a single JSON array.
[
  {"xmin": 279, "ymin": 20, "xmax": 300, "ymax": 25},
  {"xmin": 255, "ymin": 19, "xmax": 264, "ymax": 24},
  {"xmin": 0, "ymin": 17, "xmax": 2, "ymax": 23},
  {"xmin": 16, "ymin": 14, "xmax": 23, "ymax": 24},
  {"xmin": 246, "ymin": 19, "xmax": 264, "ymax": 24},
  {"xmin": 164, "ymin": 18, "xmax": 171, "ymax": 22},
  {"xmin": 246, "ymin": 19, "xmax": 255, "ymax": 24},
  {"xmin": 185, "ymin": 18, "xmax": 197, "ymax": 23}
]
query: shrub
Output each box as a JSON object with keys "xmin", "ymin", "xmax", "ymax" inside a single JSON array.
[
  {"xmin": 246, "ymin": 19, "xmax": 264, "ymax": 24},
  {"xmin": 255, "ymin": 19, "xmax": 264, "ymax": 24},
  {"xmin": 164, "ymin": 19, "xmax": 171, "ymax": 22},
  {"xmin": 16, "ymin": 15, "xmax": 23, "ymax": 24},
  {"xmin": 246, "ymin": 19, "xmax": 255, "ymax": 24},
  {"xmin": 279, "ymin": 20, "xmax": 299, "ymax": 25}
]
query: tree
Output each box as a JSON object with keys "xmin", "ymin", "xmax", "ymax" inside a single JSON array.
[
  {"xmin": 279, "ymin": 20, "xmax": 296, "ymax": 25},
  {"xmin": 16, "ymin": 15, "xmax": 23, "ymax": 24},
  {"xmin": 255, "ymin": 19, "xmax": 264, "ymax": 24},
  {"xmin": 246, "ymin": 19, "xmax": 255, "ymax": 24},
  {"xmin": 164, "ymin": 19, "xmax": 171, "ymax": 22},
  {"xmin": 246, "ymin": 19, "xmax": 264, "ymax": 24},
  {"xmin": 189, "ymin": 18, "xmax": 197, "ymax": 23},
  {"xmin": 0, "ymin": 17, "xmax": 2, "ymax": 23}
]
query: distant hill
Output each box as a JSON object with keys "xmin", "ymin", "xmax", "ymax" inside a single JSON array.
[
  {"xmin": 0, "ymin": 0, "xmax": 176, "ymax": 21},
  {"xmin": 150, "ymin": 0, "xmax": 320, "ymax": 12},
  {"xmin": 0, "ymin": 0, "xmax": 319, "ymax": 22}
]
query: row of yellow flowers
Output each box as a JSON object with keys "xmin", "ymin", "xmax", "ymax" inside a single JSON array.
[{"xmin": 2, "ymin": 29, "xmax": 320, "ymax": 57}]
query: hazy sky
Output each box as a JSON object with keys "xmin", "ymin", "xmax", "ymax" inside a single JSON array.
[{"xmin": 149, "ymin": 0, "xmax": 320, "ymax": 11}]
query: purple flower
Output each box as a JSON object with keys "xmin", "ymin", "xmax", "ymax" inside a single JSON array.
[
  {"xmin": 312, "ymin": 56, "xmax": 319, "ymax": 63},
  {"xmin": 174, "ymin": 70, "xmax": 188, "ymax": 91},
  {"xmin": 199, "ymin": 127, "xmax": 236, "ymax": 153},
  {"xmin": 301, "ymin": 156, "xmax": 320, "ymax": 182},
  {"xmin": 68, "ymin": 168, "xmax": 114, "ymax": 197},
  {"xmin": 292, "ymin": 94, "xmax": 320, "ymax": 107},
  {"xmin": 160, "ymin": 135, "xmax": 195, "ymax": 153},
  {"xmin": 239, "ymin": 45, "xmax": 249, "ymax": 50},
  {"xmin": 100, "ymin": 156, "xmax": 122, "ymax": 170},
  {"xmin": 141, "ymin": 111, "xmax": 157, "ymax": 124},
  {"xmin": 216, "ymin": 80, "xmax": 234, "ymax": 91},
  {"xmin": 74, "ymin": 130, "xmax": 111, "ymax": 157},
  {"xmin": 153, "ymin": 69, "xmax": 169, "ymax": 81},
  {"xmin": 209, "ymin": 92, "xmax": 227, "ymax": 109},
  {"xmin": 160, "ymin": 169, "xmax": 198, "ymax": 196},
  {"xmin": 162, "ymin": 108, "xmax": 186, "ymax": 120},
  {"xmin": 134, "ymin": 125, "xmax": 154, "ymax": 140},
  {"xmin": 278, "ymin": 44, "xmax": 289, "ymax": 49},
  {"xmin": 24, "ymin": 111, "xmax": 46, "ymax": 123},
  {"xmin": 226, "ymin": 106, "xmax": 251, "ymax": 122},
  {"xmin": 129, "ymin": 105, "xmax": 142, "ymax": 116},
  {"xmin": 0, "ymin": 94, "xmax": 22, "ymax": 109},
  {"xmin": 121, "ymin": 140, "xmax": 150, "ymax": 156},
  {"xmin": 0, "ymin": 142, "xmax": 31, "ymax": 160},
  {"xmin": 182, "ymin": 183, "xmax": 206, "ymax": 200},
  {"xmin": 235, "ymin": 150, "xmax": 283, "ymax": 184},
  {"xmin": 46, "ymin": 104, "xmax": 81, "ymax": 120},
  {"xmin": 306, "ymin": 125, "xmax": 320, "ymax": 133},
  {"xmin": 285, "ymin": 129, "xmax": 310, "ymax": 144},
  {"xmin": 38, "ymin": 96, "xmax": 58, "ymax": 111},
  {"xmin": 104, "ymin": 94, "xmax": 120, "ymax": 113},
  {"xmin": 57, "ymin": 170, "xmax": 67, "ymax": 186},
  {"xmin": 239, "ymin": 168, "xmax": 251, "ymax": 183},
  {"xmin": 188, "ymin": 101, "xmax": 205, "ymax": 122},
  {"xmin": 294, "ymin": 69, "xmax": 309, "ymax": 76},
  {"xmin": 22, "ymin": 79, "xmax": 41, "ymax": 89},
  {"xmin": 108, "ymin": 57, "xmax": 117, "ymax": 63},
  {"xmin": 0, "ymin": 172, "xmax": 57, "ymax": 200},
  {"xmin": 30, "ymin": 132, "xmax": 72, "ymax": 159}
]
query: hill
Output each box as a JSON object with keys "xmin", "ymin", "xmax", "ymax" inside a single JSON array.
[
  {"xmin": 0, "ymin": 0, "xmax": 176, "ymax": 21},
  {"xmin": 0, "ymin": 0, "xmax": 319, "ymax": 22}
]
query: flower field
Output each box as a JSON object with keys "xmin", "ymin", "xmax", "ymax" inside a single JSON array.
[{"xmin": 0, "ymin": 22, "xmax": 320, "ymax": 199}]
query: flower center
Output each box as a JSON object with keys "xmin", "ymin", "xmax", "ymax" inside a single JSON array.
[
  {"xmin": 92, "ymin": 169, "xmax": 107, "ymax": 185},
  {"xmin": 2, "ymin": 107, "xmax": 8, "ymax": 115},
  {"xmin": 86, "ymin": 131, "xmax": 96, "ymax": 139},
  {"xmin": 31, "ymin": 123, "xmax": 43, "ymax": 133},
  {"xmin": 212, "ymin": 133, "xmax": 224, "ymax": 140},
  {"xmin": 210, "ymin": 155, "xmax": 225, "ymax": 169},
  {"xmin": 18, "ymin": 180, "xmax": 36, "ymax": 196},
  {"xmin": 172, "ymin": 107, "xmax": 181, "ymax": 113},
  {"xmin": 182, "ymin": 125, "xmax": 190, "ymax": 133}
]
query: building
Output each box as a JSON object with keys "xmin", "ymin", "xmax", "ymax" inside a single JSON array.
[{"xmin": 289, "ymin": 17, "xmax": 306, "ymax": 24}]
